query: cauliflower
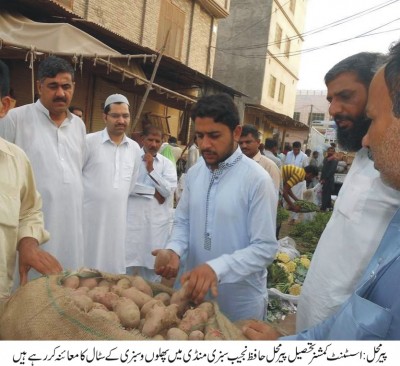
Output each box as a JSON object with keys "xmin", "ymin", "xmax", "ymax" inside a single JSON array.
[
  {"xmin": 276, "ymin": 252, "xmax": 291, "ymax": 263},
  {"xmin": 289, "ymin": 284, "xmax": 302, "ymax": 296},
  {"xmin": 284, "ymin": 261, "xmax": 297, "ymax": 273},
  {"xmin": 300, "ymin": 257, "xmax": 311, "ymax": 269}
]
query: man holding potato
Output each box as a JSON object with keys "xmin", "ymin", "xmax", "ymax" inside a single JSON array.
[{"xmin": 153, "ymin": 93, "xmax": 278, "ymax": 322}]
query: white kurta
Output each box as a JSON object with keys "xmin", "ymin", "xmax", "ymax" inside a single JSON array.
[
  {"xmin": 0, "ymin": 100, "xmax": 86, "ymax": 272},
  {"xmin": 125, "ymin": 150, "xmax": 177, "ymax": 269},
  {"xmin": 296, "ymin": 148, "xmax": 400, "ymax": 331},
  {"xmin": 82, "ymin": 129, "xmax": 141, "ymax": 274}
]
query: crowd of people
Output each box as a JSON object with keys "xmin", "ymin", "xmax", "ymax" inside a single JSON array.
[{"xmin": 2, "ymin": 36, "xmax": 400, "ymax": 340}]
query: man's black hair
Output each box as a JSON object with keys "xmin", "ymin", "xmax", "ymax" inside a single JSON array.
[
  {"xmin": 264, "ymin": 138, "xmax": 277, "ymax": 150},
  {"xmin": 38, "ymin": 56, "xmax": 75, "ymax": 82},
  {"xmin": 325, "ymin": 52, "xmax": 387, "ymax": 87},
  {"xmin": 190, "ymin": 93, "xmax": 240, "ymax": 131},
  {"xmin": 240, "ymin": 124, "xmax": 260, "ymax": 140},
  {"xmin": 292, "ymin": 141, "xmax": 301, "ymax": 149},
  {"xmin": 305, "ymin": 165, "xmax": 319, "ymax": 176}
]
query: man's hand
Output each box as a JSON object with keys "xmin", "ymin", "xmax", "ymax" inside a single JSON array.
[
  {"xmin": 289, "ymin": 204, "xmax": 301, "ymax": 213},
  {"xmin": 154, "ymin": 190, "xmax": 165, "ymax": 204},
  {"xmin": 18, "ymin": 237, "xmax": 63, "ymax": 285},
  {"xmin": 152, "ymin": 249, "xmax": 180, "ymax": 279},
  {"xmin": 242, "ymin": 320, "xmax": 282, "ymax": 340},
  {"xmin": 180, "ymin": 264, "xmax": 218, "ymax": 305},
  {"xmin": 143, "ymin": 152, "xmax": 154, "ymax": 173}
]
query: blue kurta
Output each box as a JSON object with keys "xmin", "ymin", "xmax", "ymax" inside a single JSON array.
[
  {"xmin": 284, "ymin": 208, "xmax": 400, "ymax": 340},
  {"xmin": 167, "ymin": 147, "xmax": 278, "ymax": 321}
]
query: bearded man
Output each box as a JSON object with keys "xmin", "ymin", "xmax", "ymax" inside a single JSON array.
[{"xmin": 296, "ymin": 52, "xmax": 400, "ymax": 331}]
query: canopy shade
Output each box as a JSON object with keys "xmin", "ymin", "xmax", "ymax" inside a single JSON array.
[{"xmin": 0, "ymin": 11, "xmax": 120, "ymax": 57}]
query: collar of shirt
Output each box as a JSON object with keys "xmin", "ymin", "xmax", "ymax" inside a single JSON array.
[
  {"xmin": 101, "ymin": 128, "xmax": 129, "ymax": 146},
  {"xmin": 140, "ymin": 147, "xmax": 161, "ymax": 161},
  {"xmin": 0, "ymin": 137, "xmax": 14, "ymax": 157},
  {"xmin": 207, "ymin": 146, "xmax": 243, "ymax": 175},
  {"xmin": 35, "ymin": 99, "xmax": 73, "ymax": 126},
  {"xmin": 253, "ymin": 150, "xmax": 262, "ymax": 163}
]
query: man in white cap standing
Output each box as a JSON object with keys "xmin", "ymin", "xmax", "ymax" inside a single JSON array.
[{"xmin": 82, "ymin": 94, "xmax": 141, "ymax": 274}]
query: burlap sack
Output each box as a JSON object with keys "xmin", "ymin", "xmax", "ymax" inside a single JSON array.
[{"xmin": 0, "ymin": 272, "xmax": 246, "ymax": 340}]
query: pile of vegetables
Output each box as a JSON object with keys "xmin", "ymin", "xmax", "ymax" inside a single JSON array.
[
  {"xmin": 267, "ymin": 252, "xmax": 312, "ymax": 296},
  {"xmin": 60, "ymin": 269, "xmax": 225, "ymax": 340},
  {"xmin": 295, "ymin": 200, "xmax": 320, "ymax": 213},
  {"xmin": 289, "ymin": 211, "xmax": 332, "ymax": 252}
]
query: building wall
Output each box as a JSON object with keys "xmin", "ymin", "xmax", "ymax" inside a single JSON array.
[
  {"xmin": 294, "ymin": 89, "xmax": 331, "ymax": 125},
  {"xmin": 260, "ymin": 0, "xmax": 306, "ymax": 115},
  {"xmin": 71, "ymin": 0, "xmax": 223, "ymax": 75},
  {"xmin": 213, "ymin": 0, "xmax": 307, "ymax": 118},
  {"xmin": 213, "ymin": 0, "xmax": 272, "ymax": 102}
]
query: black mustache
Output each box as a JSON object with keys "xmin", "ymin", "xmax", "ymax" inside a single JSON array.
[
  {"xmin": 53, "ymin": 98, "xmax": 67, "ymax": 103},
  {"xmin": 334, "ymin": 114, "xmax": 355, "ymax": 124}
]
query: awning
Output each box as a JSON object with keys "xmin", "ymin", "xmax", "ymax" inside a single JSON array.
[
  {"xmin": 0, "ymin": 11, "xmax": 196, "ymax": 105},
  {"xmin": 246, "ymin": 103, "xmax": 309, "ymax": 130},
  {"xmin": 0, "ymin": 11, "xmax": 120, "ymax": 57}
]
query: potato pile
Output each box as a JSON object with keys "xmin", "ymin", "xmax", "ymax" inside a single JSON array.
[{"xmin": 61, "ymin": 272, "xmax": 223, "ymax": 340}]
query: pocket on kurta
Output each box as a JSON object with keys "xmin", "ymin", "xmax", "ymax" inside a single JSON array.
[
  {"xmin": 335, "ymin": 174, "xmax": 370, "ymax": 223},
  {"xmin": 122, "ymin": 162, "xmax": 134, "ymax": 181},
  {"xmin": 0, "ymin": 183, "xmax": 19, "ymax": 228}
]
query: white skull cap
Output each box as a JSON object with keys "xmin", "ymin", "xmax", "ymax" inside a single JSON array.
[{"xmin": 104, "ymin": 94, "xmax": 130, "ymax": 108}]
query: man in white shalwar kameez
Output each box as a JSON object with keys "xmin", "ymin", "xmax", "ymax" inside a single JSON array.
[
  {"xmin": 82, "ymin": 94, "xmax": 141, "ymax": 274},
  {"xmin": 125, "ymin": 125, "xmax": 177, "ymax": 282},
  {"xmin": 284, "ymin": 141, "xmax": 309, "ymax": 222},
  {"xmin": 0, "ymin": 56, "xmax": 86, "ymax": 274}
]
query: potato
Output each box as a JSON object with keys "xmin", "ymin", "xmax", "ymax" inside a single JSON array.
[
  {"xmin": 117, "ymin": 278, "xmax": 131, "ymax": 289},
  {"xmin": 152, "ymin": 334, "xmax": 165, "ymax": 340},
  {"xmin": 121, "ymin": 287, "xmax": 153, "ymax": 309},
  {"xmin": 79, "ymin": 277, "xmax": 99, "ymax": 289},
  {"xmin": 189, "ymin": 330, "xmax": 205, "ymax": 340},
  {"xmin": 197, "ymin": 302, "xmax": 214, "ymax": 318},
  {"xmin": 140, "ymin": 299, "xmax": 165, "ymax": 318},
  {"xmin": 110, "ymin": 284, "xmax": 124, "ymax": 296},
  {"xmin": 62, "ymin": 275, "xmax": 80, "ymax": 289},
  {"xmin": 179, "ymin": 308, "xmax": 208, "ymax": 334},
  {"xmin": 98, "ymin": 279, "xmax": 112, "ymax": 289},
  {"xmin": 141, "ymin": 304, "xmax": 180, "ymax": 337},
  {"xmin": 73, "ymin": 286, "xmax": 89, "ymax": 295},
  {"xmin": 130, "ymin": 276, "xmax": 153, "ymax": 297},
  {"xmin": 70, "ymin": 293, "xmax": 93, "ymax": 313},
  {"xmin": 92, "ymin": 302, "xmax": 108, "ymax": 311},
  {"xmin": 167, "ymin": 327, "xmax": 189, "ymax": 340},
  {"xmin": 87, "ymin": 286, "xmax": 109, "ymax": 300},
  {"xmin": 91, "ymin": 291, "xmax": 119, "ymax": 310},
  {"xmin": 153, "ymin": 292, "xmax": 171, "ymax": 306},
  {"xmin": 113, "ymin": 298, "xmax": 141, "ymax": 329},
  {"xmin": 170, "ymin": 282, "xmax": 191, "ymax": 316}
]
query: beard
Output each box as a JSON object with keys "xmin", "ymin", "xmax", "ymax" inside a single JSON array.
[{"xmin": 335, "ymin": 114, "xmax": 371, "ymax": 152}]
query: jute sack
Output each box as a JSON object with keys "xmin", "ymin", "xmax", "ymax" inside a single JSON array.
[{"xmin": 0, "ymin": 272, "xmax": 246, "ymax": 340}]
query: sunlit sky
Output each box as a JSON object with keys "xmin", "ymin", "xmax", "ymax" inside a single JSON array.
[{"xmin": 296, "ymin": 0, "xmax": 400, "ymax": 90}]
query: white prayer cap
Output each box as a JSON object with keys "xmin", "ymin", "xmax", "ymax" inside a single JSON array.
[{"xmin": 104, "ymin": 94, "xmax": 130, "ymax": 108}]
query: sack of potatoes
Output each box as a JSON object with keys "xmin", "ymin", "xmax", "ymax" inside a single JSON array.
[{"xmin": 0, "ymin": 268, "xmax": 246, "ymax": 340}]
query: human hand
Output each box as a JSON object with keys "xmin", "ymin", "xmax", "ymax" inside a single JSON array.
[
  {"xmin": 289, "ymin": 204, "xmax": 301, "ymax": 213},
  {"xmin": 242, "ymin": 320, "xmax": 282, "ymax": 340},
  {"xmin": 152, "ymin": 249, "xmax": 180, "ymax": 279},
  {"xmin": 143, "ymin": 152, "xmax": 154, "ymax": 173},
  {"xmin": 154, "ymin": 190, "xmax": 165, "ymax": 204},
  {"xmin": 180, "ymin": 264, "xmax": 218, "ymax": 305},
  {"xmin": 18, "ymin": 237, "xmax": 63, "ymax": 285}
]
